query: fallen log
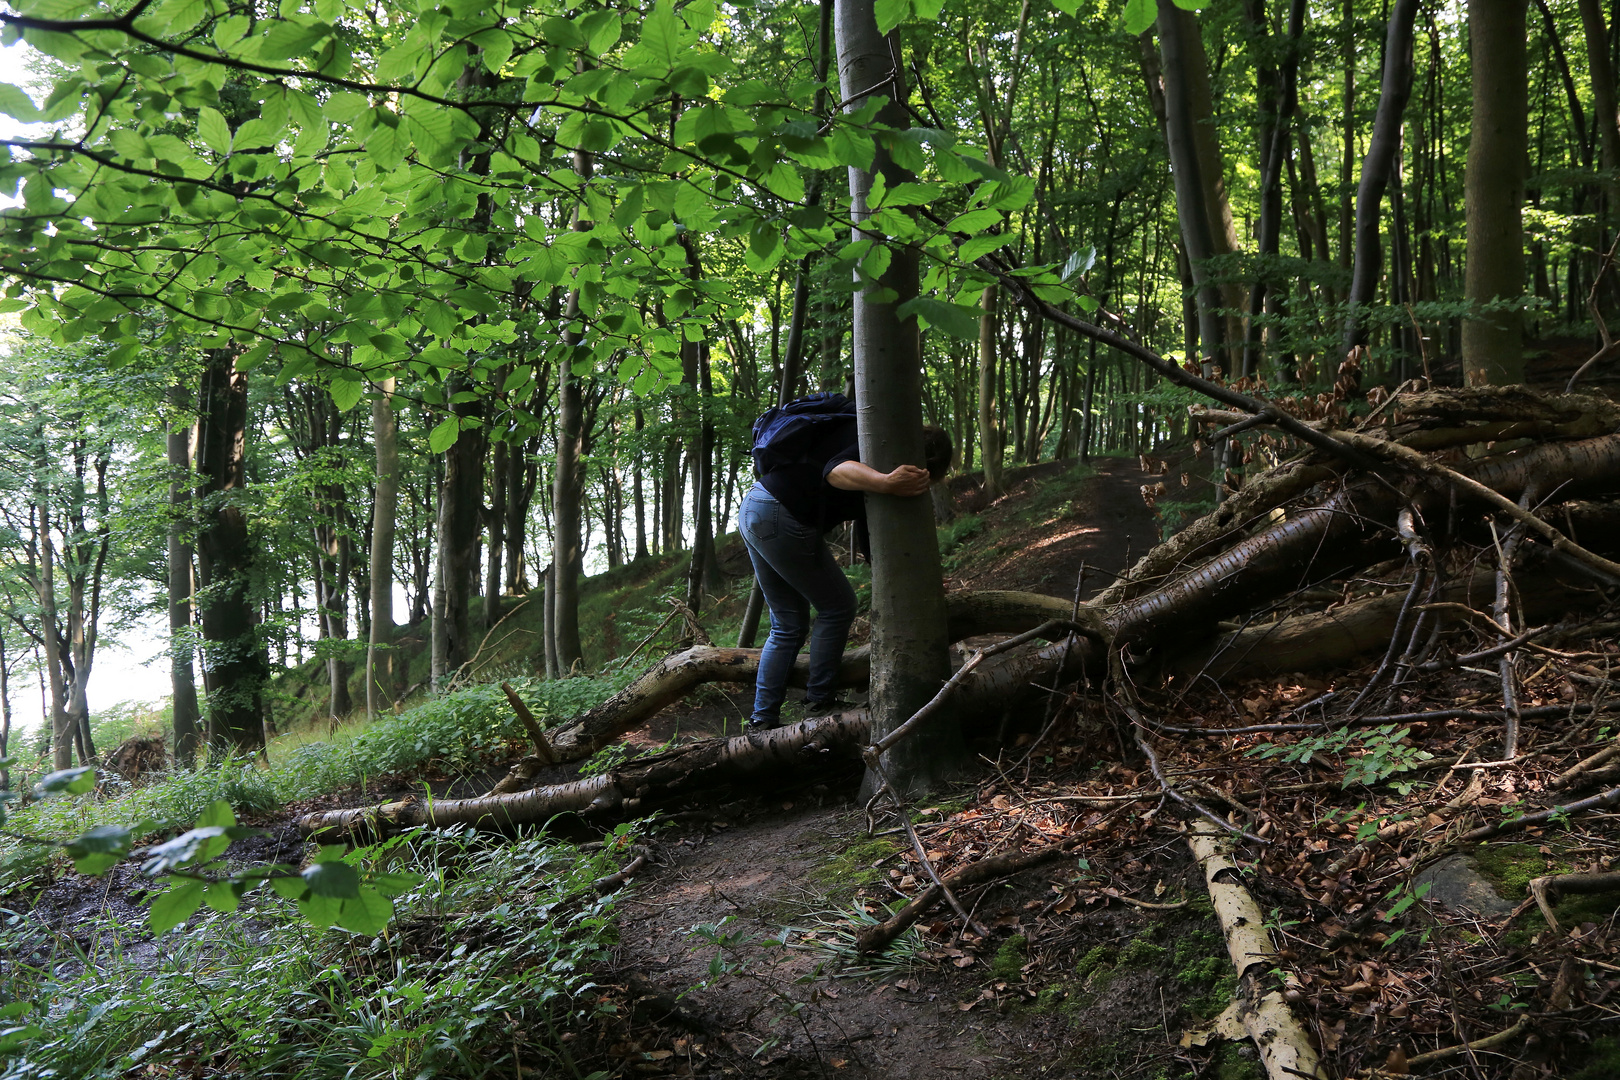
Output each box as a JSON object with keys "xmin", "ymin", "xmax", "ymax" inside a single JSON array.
[
  {"xmin": 484, "ymin": 591, "xmax": 1080, "ymax": 793},
  {"xmin": 1188, "ymin": 820, "xmax": 1327, "ymax": 1080},
  {"xmin": 299, "ymin": 713, "xmax": 872, "ymax": 837},
  {"xmin": 1164, "ymin": 564, "xmax": 1596, "ymax": 682}
]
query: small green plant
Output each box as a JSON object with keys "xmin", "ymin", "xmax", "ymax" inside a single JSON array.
[
  {"xmin": 1378, "ymin": 880, "xmax": 1434, "ymax": 948},
  {"xmin": 1247, "ymin": 724, "xmax": 1434, "ymax": 790}
]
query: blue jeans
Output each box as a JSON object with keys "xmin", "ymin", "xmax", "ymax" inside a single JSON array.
[{"xmin": 739, "ymin": 484, "xmax": 857, "ymax": 724}]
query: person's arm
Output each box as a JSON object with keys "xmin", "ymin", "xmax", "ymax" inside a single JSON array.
[{"xmin": 826, "ymin": 460, "xmax": 932, "ymax": 497}]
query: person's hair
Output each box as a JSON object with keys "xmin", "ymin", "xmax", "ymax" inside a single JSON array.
[{"xmin": 922, "ymin": 425, "xmax": 954, "ymax": 482}]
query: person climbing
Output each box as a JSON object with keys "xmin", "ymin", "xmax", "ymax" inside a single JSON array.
[{"xmin": 739, "ymin": 393, "xmax": 953, "ymax": 737}]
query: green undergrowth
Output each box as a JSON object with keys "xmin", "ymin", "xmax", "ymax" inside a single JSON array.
[
  {"xmin": 1, "ymin": 674, "xmax": 630, "ymax": 862},
  {"xmin": 0, "ymin": 825, "xmax": 635, "ymax": 1079}
]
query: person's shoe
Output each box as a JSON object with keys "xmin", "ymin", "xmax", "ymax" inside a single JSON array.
[
  {"xmin": 745, "ymin": 718, "xmax": 778, "ymax": 745},
  {"xmin": 804, "ymin": 697, "xmax": 856, "ymax": 717}
]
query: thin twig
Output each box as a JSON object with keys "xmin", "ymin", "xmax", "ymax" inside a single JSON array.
[
  {"xmin": 1109, "ymin": 649, "xmax": 1269, "ymax": 845},
  {"xmin": 866, "ymin": 756, "xmax": 989, "ymax": 940}
]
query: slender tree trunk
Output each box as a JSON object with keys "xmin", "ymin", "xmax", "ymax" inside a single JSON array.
[
  {"xmin": 367, "ymin": 376, "xmax": 398, "ymax": 719},
  {"xmin": 504, "ymin": 432, "xmax": 537, "ymax": 593},
  {"xmin": 836, "ymin": 0, "xmax": 958, "ymax": 797},
  {"xmin": 1243, "ymin": 0, "xmax": 1307, "ymax": 379},
  {"xmin": 196, "ymin": 348, "xmax": 267, "ymax": 757},
  {"xmin": 977, "ymin": 286, "xmax": 1005, "ymax": 496},
  {"xmin": 1580, "ymin": 0, "xmax": 1620, "ymax": 267},
  {"xmin": 553, "ymin": 135, "xmax": 594, "ymax": 672},
  {"xmin": 1157, "ymin": 5, "xmax": 1227, "ymax": 372},
  {"xmin": 485, "ymin": 438, "xmax": 507, "ymax": 629},
  {"xmin": 1341, "ymin": 0, "xmax": 1422, "ymax": 357},
  {"xmin": 167, "ymin": 384, "xmax": 202, "ymax": 766},
  {"xmin": 1462, "ymin": 0, "xmax": 1529, "ymax": 386},
  {"xmin": 431, "ymin": 384, "xmax": 484, "ymax": 690}
]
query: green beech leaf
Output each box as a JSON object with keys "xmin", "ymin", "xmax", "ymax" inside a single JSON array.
[
  {"xmin": 197, "ymin": 800, "xmax": 236, "ymax": 830},
  {"xmin": 202, "ymin": 880, "xmax": 245, "ymax": 914},
  {"xmin": 875, "ymin": 0, "xmax": 911, "ymax": 35},
  {"xmin": 428, "ymin": 415, "xmax": 460, "ymax": 453},
  {"xmin": 336, "ymin": 888, "xmax": 393, "ymax": 936},
  {"xmin": 897, "ymin": 297, "xmax": 982, "ymax": 341},
  {"xmin": 259, "ymin": 18, "xmax": 330, "ymax": 62},
  {"xmin": 958, "ymin": 233, "xmax": 1015, "ymax": 264},
  {"xmin": 35, "ymin": 767, "xmax": 94, "ymax": 797},
  {"xmin": 270, "ymin": 875, "xmax": 309, "ymax": 900},
  {"xmin": 149, "ymin": 879, "xmax": 206, "ymax": 935},
  {"xmin": 0, "ymin": 83, "xmax": 39, "ymax": 121},
  {"xmin": 329, "ymin": 375, "xmax": 364, "ymax": 412},
  {"xmin": 297, "ymin": 891, "xmax": 342, "ymax": 928},
  {"xmin": 303, "ymin": 859, "xmax": 361, "ymax": 899},
  {"xmin": 1124, "ymin": 0, "xmax": 1158, "ymax": 34},
  {"xmin": 471, "ymin": 27, "xmax": 513, "ymax": 74},
  {"xmin": 637, "ymin": 1, "xmax": 682, "ymax": 67}
]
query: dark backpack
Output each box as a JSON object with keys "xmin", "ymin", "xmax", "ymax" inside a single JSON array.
[{"xmin": 750, "ymin": 392, "xmax": 856, "ymax": 477}]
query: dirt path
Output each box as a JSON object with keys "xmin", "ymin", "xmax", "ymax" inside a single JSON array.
[
  {"xmin": 595, "ymin": 458, "xmax": 1204, "ymax": 1078},
  {"xmin": 611, "ymin": 803, "xmax": 1009, "ymax": 1078},
  {"xmin": 947, "ymin": 455, "xmax": 1180, "ymax": 599}
]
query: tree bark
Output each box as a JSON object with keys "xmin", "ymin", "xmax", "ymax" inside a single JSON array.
[
  {"xmin": 1156, "ymin": 5, "xmax": 1227, "ymax": 371},
  {"xmin": 553, "ymin": 135, "xmax": 595, "ymax": 672},
  {"xmin": 1341, "ymin": 0, "xmax": 1421, "ymax": 357},
  {"xmin": 367, "ymin": 375, "xmax": 398, "ymax": 719},
  {"xmin": 836, "ymin": 0, "xmax": 958, "ymax": 797},
  {"xmin": 302, "ymin": 712, "xmax": 874, "ymax": 837},
  {"xmin": 167, "ymin": 385, "xmax": 202, "ymax": 767},
  {"xmin": 1579, "ymin": 0, "xmax": 1620, "ymax": 231},
  {"xmin": 196, "ymin": 348, "xmax": 267, "ymax": 757},
  {"xmin": 431, "ymin": 382, "xmax": 484, "ymax": 690},
  {"xmin": 1462, "ymin": 0, "xmax": 1529, "ymax": 386}
]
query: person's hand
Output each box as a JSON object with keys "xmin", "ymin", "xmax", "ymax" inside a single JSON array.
[{"xmin": 882, "ymin": 464, "xmax": 932, "ymax": 496}]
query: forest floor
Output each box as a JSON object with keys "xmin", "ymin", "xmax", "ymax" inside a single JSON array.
[
  {"xmin": 16, "ymin": 449, "xmax": 1620, "ymax": 1079},
  {"xmin": 558, "ymin": 448, "xmax": 1620, "ymax": 1080},
  {"xmin": 542, "ymin": 453, "xmax": 1294, "ymax": 1080}
]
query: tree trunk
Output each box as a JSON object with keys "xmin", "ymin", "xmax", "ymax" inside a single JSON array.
[
  {"xmin": 431, "ymin": 383, "xmax": 483, "ymax": 690},
  {"xmin": 1156, "ymin": 5, "xmax": 1227, "ymax": 371},
  {"xmin": 196, "ymin": 348, "xmax": 267, "ymax": 758},
  {"xmin": 1243, "ymin": 0, "xmax": 1307, "ymax": 379},
  {"xmin": 1340, "ymin": 0, "xmax": 1421, "ymax": 358},
  {"xmin": 367, "ymin": 376, "xmax": 398, "ymax": 719},
  {"xmin": 977, "ymin": 285, "xmax": 1005, "ymax": 497},
  {"xmin": 167, "ymin": 384, "xmax": 202, "ymax": 767},
  {"xmin": 836, "ymin": 0, "xmax": 957, "ymax": 797},
  {"xmin": 1462, "ymin": 0, "xmax": 1529, "ymax": 386},
  {"xmin": 632, "ymin": 406, "xmax": 649, "ymax": 561},
  {"xmin": 485, "ymin": 438, "xmax": 507, "ymax": 629},
  {"xmin": 302, "ymin": 712, "xmax": 875, "ymax": 837}
]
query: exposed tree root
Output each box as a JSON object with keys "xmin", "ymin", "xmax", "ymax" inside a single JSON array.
[{"xmin": 1188, "ymin": 820, "xmax": 1327, "ymax": 1080}]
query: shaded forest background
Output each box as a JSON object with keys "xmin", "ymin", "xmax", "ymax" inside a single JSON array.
[{"xmin": 0, "ymin": 0, "xmax": 1611, "ymax": 767}]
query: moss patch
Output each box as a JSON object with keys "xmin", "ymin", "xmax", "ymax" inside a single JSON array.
[
  {"xmin": 1119, "ymin": 937, "xmax": 1166, "ymax": 966},
  {"xmin": 1075, "ymin": 945, "xmax": 1117, "ymax": 979},
  {"xmin": 1469, "ymin": 842, "xmax": 1569, "ymax": 896},
  {"xmin": 1567, "ymin": 1036, "xmax": 1620, "ymax": 1080},
  {"xmin": 1215, "ymin": 1041, "xmax": 1263, "ymax": 1080},
  {"xmin": 810, "ymin": 835, "xmax": 901, "ymax": 903},
  {"xmin": 991, "ymin": 935, "xmax": 1028, "ymax": 980}
]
